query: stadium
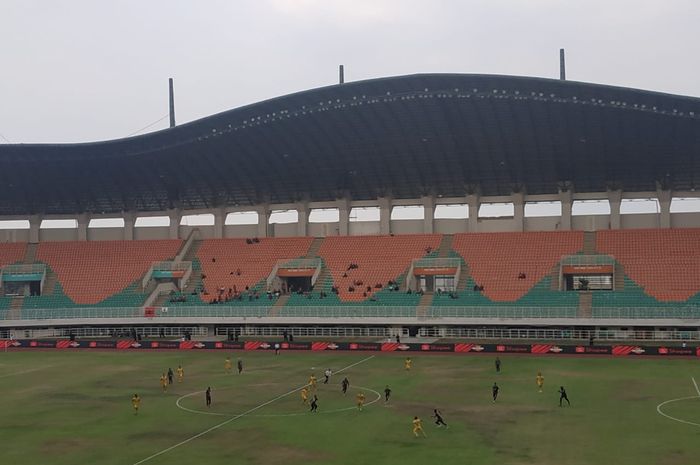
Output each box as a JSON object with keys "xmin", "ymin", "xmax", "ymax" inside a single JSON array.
[{"xmin": 2, "ymin": 72, "xmax": 700, "ymax": 464}]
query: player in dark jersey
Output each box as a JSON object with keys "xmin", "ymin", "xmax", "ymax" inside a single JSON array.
[
  {"xmin": 384, "ymin": 385, "xmax": 392, "ymax": 403},
  {"xmin": 495, "ymin": 357, "xmax": 501, "ymax": 373},
  {"xmin": 310, "ymin": 395, "xmax": 319, "ymax": 412},
  {"xmin": 558, "ymin": 386, "xmax": 570, "ymax": 407},
  {"xmin": 492, "ymin": 382, "xmax": 499, "ymax": 402},
  {"xmin": 432, "ymin": 409, "xmax": 448, "ymax": 427},
  {"xmin": 205, "ymin": 386, "xmax": 212, "ymax": 407},
  {"xmin": 341, "ymin": 377, "xmax": 350, "ymax": 395},
  {"xmin": 237, "ymin": 358, "xmax": 243, "ymax": 374}
]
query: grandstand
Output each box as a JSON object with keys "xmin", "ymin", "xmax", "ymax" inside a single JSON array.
[{"xmin": 1, "ymin": 73, "xmax": 700, "ymax": 342}]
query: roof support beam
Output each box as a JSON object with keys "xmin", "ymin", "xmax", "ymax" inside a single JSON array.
[
  {"xmin": 378, "ymin": 197, "xmax": 392, "ymax": 235},
  {"xmin": 608, "ymin": 189, "xmax": 622, "ymax": 230},
  {"xmin": 558, "ymin": 189, "xmax": 573, "ymax": 230},
  {"xmin": 466, "ymin": 194, "xmax": 480, "ymax": 232},
  {"xmin": 421, "ymin": 195, "xmax": 435, "ymax": 234}
]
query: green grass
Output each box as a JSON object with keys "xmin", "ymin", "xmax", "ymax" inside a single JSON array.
[{"xmin": 1, "ymin": 350, "xmax": 699, "ymax": 465}]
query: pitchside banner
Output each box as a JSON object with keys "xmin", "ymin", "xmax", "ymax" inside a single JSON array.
[{"xmin": 1, "ymin": 339, "xmax": 698, "ymax": 356}]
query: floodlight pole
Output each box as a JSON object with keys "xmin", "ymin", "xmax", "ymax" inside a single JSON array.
[
  {"xmin": 168, "ymin": 78, "xmax": 176, "ymax": 128},
  {"xmin": 339, "ymin": 65, "xmax": 345, "ymax": 84},
  {"xmin": 559, "ymin": 49, "xmax": 566, "ymax": 80}
]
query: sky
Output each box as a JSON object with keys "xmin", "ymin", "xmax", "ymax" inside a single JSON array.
[{"xmin": 1, "ymin": 0, "xmax": 700, "ymax": 144}]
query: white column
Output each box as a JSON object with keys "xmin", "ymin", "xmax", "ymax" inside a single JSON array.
[
  {"xmin": 466, "ymin": 194, "xmax": 479, "ymax": 232},
  {"xmin": 421, "ymin": 195, "xmax": 435, "ymax": 234},
  {"xmin": 512, "ymin": 192, "xmax": 525, "ymax": 232},
  {"xmin": 378, "ymin": 197, "xmax": 392, "ymax": 235},
  {"xmin": 657, "ymin": 189, "xmax": 672, "ymax": 229},
  {"xmin": 336, "ymin": 198, "xmax": 350, "ymax": 236},
  {"xmin": 168, "ymin": 209, "xmax": 181, "ymax": 239},
  {"xmin": 123, "ymin": 212, "xmax": 135, "ymax": 240},
  {"xmin": 77, "ymin": 213, "xmax": 90, "ymax": 241},
  {"xmin": 296, "ymin": 202, "xmax": 309, "ymax": 237},
  {"xmin": 213, "ymin": 208, "xmax": 226, "ymax": 239},
  {"xmin": 558, "ymin": 190, "xmax": 572, "ymax": 230},
  {"xmin": 608, "ymin": 190, "xmax": 622, "ymax": 230},
  {"xmin": 29, "ymin": 214, "xmax": 42, "ymax": 243},
  {"xmin": 257, "ymin": 204, "xmax": 270, "ymax": 238}
]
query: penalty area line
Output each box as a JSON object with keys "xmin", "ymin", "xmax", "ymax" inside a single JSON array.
[
  {"xmin": 132, "ymin": 355, "xmax": 375, "ymax": 465},
  {"xmin": 692, "ymin": 377, "xmax": 700, "ymax": 397}
]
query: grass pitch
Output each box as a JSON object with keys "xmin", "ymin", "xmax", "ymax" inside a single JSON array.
[{"xmin": 1, "ymin": 350, "xmax": 699, "ymax": 465}]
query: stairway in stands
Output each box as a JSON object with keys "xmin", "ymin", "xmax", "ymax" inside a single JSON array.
[
  {"xmin": 305, "ymin": 237, "xmax": 324, "ymax": 258},
  {"xmin": 7, "ymin": 298, "xmax": 23, "ymax": 320},
  {"xmin": 417, "ymin": 235, "xmax": 454, "ymax": 316},
  {"xmin": 578, "ymin": 291, "xmax": 593, "ymax": 318},
  {"xmin": 614, "ymin": 262, "xmax": 626, "ymax": 291},
  {"xmin": 23, "ymin": 243, "xmax": 37, "ymax": 264},
  {"xmin": 7, "ymin": 243, "xmax": 40, "ymax": 317},
  {"xmin": 583, "ymin": 231, "xmax": 597, "ymax": 254},
  {"xmin": 578, "ymin": 231, "xmax": 598, "ymax": 314},
  {"xmin": 270, "ymin": 237, "xmax": 325, "ymax": 315}
]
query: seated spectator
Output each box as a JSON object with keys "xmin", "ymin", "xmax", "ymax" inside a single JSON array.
[
  {"xmin": 348, "ymin": 286, "xmax": 355, "ymax": 292},
  {"xmin": 406, "ymin": 289, "xmax": 412, "ymax": 294},
  {"xmin": 518, "ymin": 272, "xmax": 526, "ymax": 279},
  {"xmin": 246, "ymin": 238, "xmax": 252, "ymax": 244}
]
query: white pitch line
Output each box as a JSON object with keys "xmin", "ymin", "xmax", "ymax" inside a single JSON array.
[
  {"xmin": 0, "ymin": 366, "xmax": 53, "ymax": 379},
  {"xmin": 132, "ymin": 355, "xmax": 375, "ymax": 465},
  {"xmin": 655, "ymin": 377, "xmax": 700, "ymax": 428}
]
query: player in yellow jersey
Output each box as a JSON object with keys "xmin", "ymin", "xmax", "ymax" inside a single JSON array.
[
  {"xmin": 536, "ymin": 372, "xmax": 544, "ymax": 393},
  {"xmin": 301, "ymin": 387, "xmax": 309, "ymax": 404},
  {"xmin": 160, "ymin": 374, "xmax": 168, "ymax": 392},
  {"xmin": 225, "ymin": 356, "xmax": 233, "ymax": 373},
  {"xmin": 412, "ymin": 416, "xmax": 426, "ymax": 437},
  {"xmin": 309, "ymin": 374, "xmax": 317, "ymax": 391},
  {"xmin": 131, "ymin": 394, "xmax": 140, "ymax": 415},
  {"xmin": 356, "ymin": 392, "xmax": 366, "ymax": 411},
  {"xmin": 405, "ymin": 357, "xmax": 412, "ymax": 371},
  {"xmin": 177, "ymin": 365, "xmax": 184, "ymax": 383}
]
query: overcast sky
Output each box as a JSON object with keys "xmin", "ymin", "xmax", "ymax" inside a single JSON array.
[{"xmin": 1, "ymin": 0, "xmax": 699, "ymax": 144}]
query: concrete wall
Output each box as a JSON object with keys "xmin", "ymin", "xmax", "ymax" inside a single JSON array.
[
  {"xmin": 134, "ymin": 227, "xmax": 170, "ymax": 240},
  {"xmin": 308, "ymin": 222, "xmax": 339, "ymax": 237},
  {"xmin": 524, "ymin": 216, "xmax": 560, "ymax": 231},
  {"xmin": 476, "ymin": 218, "xmax": 518, "ymax": 232},
  {"xmin": 391, "ymin": 219, "xmax": 423, "ymax": 235},
  {"xmin": 672, "ymin": 212, "xmax": 700, "ymax": 228},
  {"xmin": 435, "ymin": 219, "xmax": 467, "ymax": 234},
  {"xmin": 620, "ymin": 213, "xmax": 659, "ymax": 229},
  {"xmin": 572, "ymin": 215, "xmax": 610, "ymax": 231},
  {"xmin": 0, "ymin": 229, "xmax": 29, "ymax": 243},
  {"xmin": 349, "ymin": 221, "xmax": 380, "ymax": 236},
  {"xmin": 39, "ymin": 228, "xmax": 78, "ymax": 242},
  {"xmin": 225, "ymin": 225, "xmax": 259, "ymax": 238},
  {"xmin": 272, "ymin": 223, "xmax": 297, "ymax": 237},
  {"xmin": 88, "ymin": 228, "xmax": 126, "ymax": 241}
]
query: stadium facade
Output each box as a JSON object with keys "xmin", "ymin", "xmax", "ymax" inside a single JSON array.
[{"xmin": 1, "ymin": 74, "xmax": 699, "ymax": 342}]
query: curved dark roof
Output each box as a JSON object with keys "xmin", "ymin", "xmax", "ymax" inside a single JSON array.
[{"xmin": 1, "ymin": 73, "xmax": 699, "ymax": 215}]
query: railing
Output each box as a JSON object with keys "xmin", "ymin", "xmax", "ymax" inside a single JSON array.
[
  {"xmin": 1, "ymin": 264, "xmax": 47, "ymax": 275},
  {"xmin": 152, "ymin": 261, "xmax": 192, "ymax": 272},
  {"xmin": 278, "ymin": 258, "xmax": 321, "ymax": 269},
  {"xmin": 214, "ymin": 326, "xmax": 397, "ymax": 338},
  {"xmin": 413, "ymin": 257, "xmax": 461, "ymax": 268},
  {"xmin": 561, "ymin": 254, "xmax": 615, "ymax": 265},
  {"xmin": 13, "ymin": 326, "xmax": 209, "ymax": 339},
  {"xmin": 419, "ymin": 327, "xmax": 700, "ymax": 341},
  {"xmin": 6, "ymin": 305, "xmax": 700, "ymax": 321}
]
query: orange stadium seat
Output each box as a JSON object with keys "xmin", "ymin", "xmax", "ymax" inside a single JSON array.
[
  {"xmin": 597, "ymin": 229, "xmax": 700, "ymax": 302},
  {"xmin": 36, "ymin": 240, "xmax": 182, "ymax": 304},
  {"xmin": 0, "ymin": 242, "xmax": 26, "ymax": 267},
  {"xmin": 197, "ymin": 237, "xmax": 314, "ymax": 295},
  {"xmin": 319, "ymin": 234, "xmax": 441, "ymax": 301},
  {"xmin": 452, "ymin": 231, "xmax": 583, "ymax": 302}
]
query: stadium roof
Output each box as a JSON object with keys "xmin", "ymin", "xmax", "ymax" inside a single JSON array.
[{"xmin": 1, "ymin": 73, "xmax": 699, "ymax": 216}]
